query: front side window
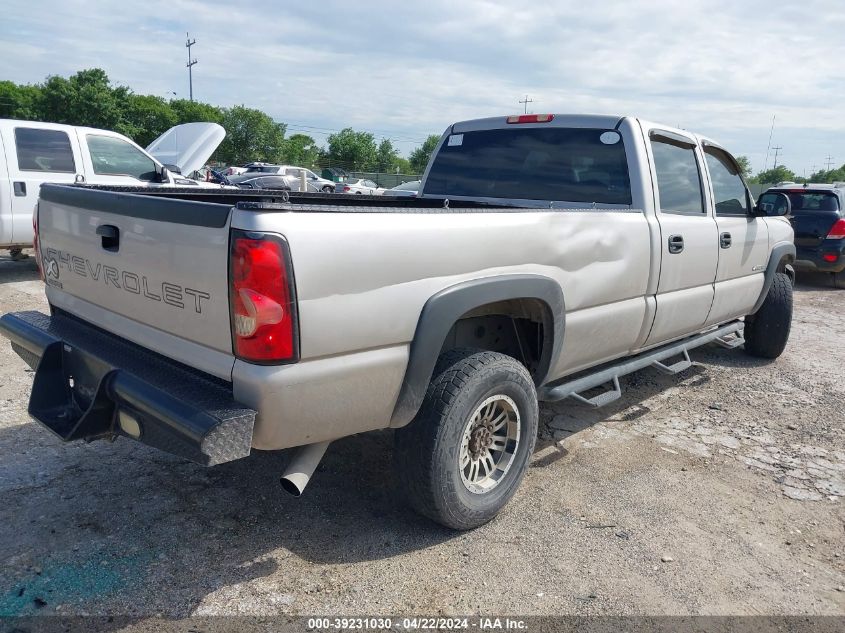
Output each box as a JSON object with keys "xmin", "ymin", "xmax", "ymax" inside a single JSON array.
[
  {"xmin": 705, "ymin": 147, "xmax": 749, "ymax": 216},
  {"xmin": 87, "ymin": 135, "xmax": 158, "ymax": 181},
  {"xmin": 425, "ymin": 127, "xmax": 632, "ymax": 204},
  {"xmin": 651, "ymin": 137, "xmax": 704, "ymax": 215},
  {"xmin": 14, "ymin": 128, "xmax": 76, "ymax": 173}
]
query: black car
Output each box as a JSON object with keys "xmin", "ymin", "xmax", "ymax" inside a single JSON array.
[
  {"xmin": 765, "ymin": 183, "xmax": 845, "ymax": 286},
  {"xmin": 227, "ymin": 174, "xmax": 293, "ymax": 191}
]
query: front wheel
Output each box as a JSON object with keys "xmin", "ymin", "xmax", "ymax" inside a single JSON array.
[
  {"xmin": 394, "ymin": 349, "xmax": 538, "ymax": 530},
  {"xmin": 744, "ymin": 271, "xmax": 793, "ymax": 359}
]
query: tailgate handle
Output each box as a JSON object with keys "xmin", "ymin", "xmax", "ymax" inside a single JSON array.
[
  {"xmin": 13, "ymin": 181, "xmax": 26, "ymax": 196},
  {"xmin": 96, "ymin": 224, "xmax": 120, "ymax": 252}
]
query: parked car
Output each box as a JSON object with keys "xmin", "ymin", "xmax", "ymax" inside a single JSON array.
[
  {"xmin": 0, "ymin": 120, "xmax": 226, "ymax": 258},
  {"xmin": 228, "ymin": 174, "xmax": 293, "ymax": 191},
  {"xmin": 243, "ymin": 164, "xmax": 335, "ymax": 192},
  {"xmin": 763, "ymin": 182, "xmax": 845, "ymax": 287},
  {"xmin": 384, "ymin": 180, "xmax": 421, "ymax": 197},
  {"xmin": 0, "ymin": 113, "xmax": 794, "ymax": 531},
  {"xmin": 229, "ymin": 173, "xmax": 322, "ymax": 192},
  {"xmin": 338, "ymin": 178, "xmax": 385, "ymax": 195}
]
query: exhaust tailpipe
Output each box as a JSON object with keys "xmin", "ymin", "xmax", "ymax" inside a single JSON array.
[{"xmin": 280, "ymin": 441, "xmax": 330, "ymax": 496}]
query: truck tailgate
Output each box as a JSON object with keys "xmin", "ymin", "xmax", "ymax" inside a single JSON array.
[{"xmin": 37, "ymin": 185, "xmax": 235, "ymax": 373}]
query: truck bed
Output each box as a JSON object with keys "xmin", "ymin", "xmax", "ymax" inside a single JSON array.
[{"xmin": 55, "ymin": 183, "xmax": 517, "ymax": 212}]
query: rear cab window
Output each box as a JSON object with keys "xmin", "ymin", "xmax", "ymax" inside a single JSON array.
[
  {"xmin": 14, "ymin": 128, "xmax": 76, "ymax": 173},
  {"xmin": 424, "ymin": 127, "xmax": 632, "ymax": 205},
  {"xmin": 86, "ymin": 135, "xmax": 158, "ymax": 181}
]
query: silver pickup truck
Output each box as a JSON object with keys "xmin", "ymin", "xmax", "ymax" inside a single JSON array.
[{"xmin": 1, "ymin": 113, "xmax": 796, "ymax": 530}]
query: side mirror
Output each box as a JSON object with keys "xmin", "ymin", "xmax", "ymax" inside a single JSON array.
[
  {"xmin": 754, "ymin": 191, "xmax": 791, "ymax": 217},
  {"xmin": 164, "ymin": 163, "xmax": 182, "ymax": 175},
  {"xmin": 156, "ymin": 165, "xmax": 171, "ymax": 183}
]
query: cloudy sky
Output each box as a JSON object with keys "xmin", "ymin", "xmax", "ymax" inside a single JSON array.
[{"xmin": 2, "ymin": 0, "xmax": 843, "ymax": 174}]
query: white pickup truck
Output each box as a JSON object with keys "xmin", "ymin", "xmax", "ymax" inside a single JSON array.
[
  {"xmin": 0, "ymin": 119, "xmax": 225, "ymax": 257},
  {"xmin": 0, "ymin": 113, "xmax": 795, "ymax": 529}
]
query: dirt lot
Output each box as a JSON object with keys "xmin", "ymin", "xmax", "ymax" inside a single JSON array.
[{"xmin": 1, "ymin": 252, "xmax": 843, "ymax": 619}]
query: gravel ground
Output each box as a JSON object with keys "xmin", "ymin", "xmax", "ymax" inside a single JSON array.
[{"xmin": 0, "ymin": 252, "xmax": 843, "ymax": 620}]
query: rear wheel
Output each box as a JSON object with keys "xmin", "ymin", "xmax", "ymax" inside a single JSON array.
[
  {"xmin": 744, "ymin": 272, "xmax": 792, "ymax": 359},
  {"xmin": 394, "ymin": 349, "xmax": 538, "ymax": 530},
  {"xmin": 321, "ymin": 185, "xmax": 333, "ymax": 193},
  {"xmin": 833, "ymin": 270, "xmax": 845, "ymax": 289}
]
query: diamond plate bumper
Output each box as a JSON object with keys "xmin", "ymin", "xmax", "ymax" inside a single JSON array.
[{"xmin": 0, "ymin": 310, "xmax": 255, "ymax": 466}]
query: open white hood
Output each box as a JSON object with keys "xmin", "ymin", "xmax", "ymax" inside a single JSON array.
[{"xmin": 146, "ymin": 122, "xmax": 225, "ymax": 176}]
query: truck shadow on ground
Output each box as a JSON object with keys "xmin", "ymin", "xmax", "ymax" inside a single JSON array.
[
  {"xmin": 0, "ymin": 341, "xmax": 771, "ymax": 617},
  {"xmin": 0, "ymin": 253, "xmax": 39, "ymax": 284}
]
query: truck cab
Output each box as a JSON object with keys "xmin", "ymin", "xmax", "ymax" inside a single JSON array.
[{"xmin": 0, "ymin": 119, "xmax": 225, "ymax": 255}]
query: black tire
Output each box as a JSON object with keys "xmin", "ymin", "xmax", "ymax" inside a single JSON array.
[
  {"xmin": 833, "ymin": 270, "xmax": 845, "ymax": 289},
  {"xmin": 744, "ymin": 272, "xmax": 793, "ymax": 359},
  {"xmin": 321, "ymin": 185, "xmax": 333, "ymax": 193},
  {"xmin": 355, "ymin": 191, "xmax": 362, "ymax": 195},
  {"xmin": 394, "ymin": 349, "xmax": 538, "ymax": 530}
]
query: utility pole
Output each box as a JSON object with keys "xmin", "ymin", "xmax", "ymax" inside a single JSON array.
[
  {"xmin": 772, "ymin": 146, "xmax": 782, "ymax": 169},
  {"xmin": 186, "ymin": 32, "xmax": 197, "ymax": 102},
  {"xmin": 518, "ymin": 95, "xmax": 533, "ymax": 114},
  {"xmin": 825, "ymin": 155, "xmax": 835, "ymax": 171}
]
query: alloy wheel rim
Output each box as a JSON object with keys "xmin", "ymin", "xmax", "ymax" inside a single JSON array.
[{"xmin": 459, "ymin": 394, "xmax": 521, "ymax": 494}]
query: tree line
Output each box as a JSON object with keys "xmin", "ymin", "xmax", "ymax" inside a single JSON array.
[{"xmin": 0, "ymin": 69, "xmax": 440, "ymax": 174}]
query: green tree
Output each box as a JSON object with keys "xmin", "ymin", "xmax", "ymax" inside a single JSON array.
[
  {"xmin": 170, "ymin": 98, "xmax": 224, "ymax": 125},
  {"xmin": 409, "ymin": 134, "xmax": 440, "ymax": 173},
  {"xmin": 124, "ymin": 94, "xmax": 178, "ymax": 147},
  {"xmin": 326, "ymin": 128, "xmax": 377, "ymax": 170},
  {"xmin": 283, "ymin": 133, "xmax": 321, "ymax": 166},
  {"xmin": 40, "ymin": 69, "xmax": 131, "ymax": 132},
  {"xmin": 808, "ymin": 165, "xmax": 845, "ymax": 183},
  {"xmin": 375, "ymin": 138, "xmax": 399, "ymax": 172},
  {"xmin": 393, "ymin": 157, "xmax": 413, "ymax": 174},
  {"xmin": 735, "ymin": 155, "xmax": 752, "ymax": 180},
  {"xmin": 0, "ymin": 81, "xmax": 42, "ymax": 119},
  {"xmin": 754, "ymin": 165, "xmax": 796, "ymax": 185},
  {"xmin": 216, "ymin": 105, "xmax": 287, "ymax": 165}
]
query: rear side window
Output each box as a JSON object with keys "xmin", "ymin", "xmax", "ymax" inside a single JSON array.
[
  {"xmin": 87, "ymin": 135, "xmax": 158, "ymax": 181},
  {"xmin": 704, "ymin": 147, "xmax": 750, "ymax": 216},
  {"xmin": 14, "ymin": 128, "xmax": 76, "ymax": 173},
  {"xmin": 650, "ymin": 137, "xmax": 704, "ymax": 215},
  {"xmin": 424, "ymin": 127, "xmax": 632, "ymax": 205}
]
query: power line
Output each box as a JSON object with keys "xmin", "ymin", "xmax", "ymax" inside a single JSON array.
[
  {"xmin": 764, "ymin": 115, "xmax": 775, "ymax": 170},
  {"xmin": 186, "ymin": 33, "xmax": 197, "ymax": 102},
  {"xmin": 825, "ymin": 155, "xmax": 835, "ymax": 170}
]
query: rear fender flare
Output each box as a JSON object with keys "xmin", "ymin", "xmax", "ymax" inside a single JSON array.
[{"xmin": 390, "ymin": 274, "xmax": 564, "ymax": 427}]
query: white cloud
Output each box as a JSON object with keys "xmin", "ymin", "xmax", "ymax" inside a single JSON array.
[{"xmin": 1, "ymin": 0, "xmax": 843, "ymax": 172}]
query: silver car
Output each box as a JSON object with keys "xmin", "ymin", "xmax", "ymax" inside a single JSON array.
[
  {"xmin": 384, "ymin": 180, "xmax": 420, "ymax": 197},
  {"xmin": 337, "ymin": 178, "xmax": 385, "ymax": 195}
]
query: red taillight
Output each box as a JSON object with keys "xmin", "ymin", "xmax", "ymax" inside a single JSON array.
[
  {"xmin": 229, "ymin": 231, "xmax": 298, "ymax": 363},
  {"xmin": 506, "ymin": 114, "xmax": 555, "ymax": 124},
  {"xmin": 822, "ymin": 253, "xmax": 838, "ymax": 262},
  {"xmin": 33, "ymin": 211, "xmax": 43, "ymax": 281},
  {"xmin": 826, "ymin": 219, "xmax": 845, "ymax": 239},
  {"xmin": 342, "ymin": 185, "xmax": 351, "ymax": 192}
]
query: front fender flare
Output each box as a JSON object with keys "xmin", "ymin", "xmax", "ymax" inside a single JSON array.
[
  {"xmin": 390, "ymin": 274, "xmax": 564, "ymax": 427},
  {"xmin": 749, "ymin": 241, "xmax": 796, "ymax": 315}
]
